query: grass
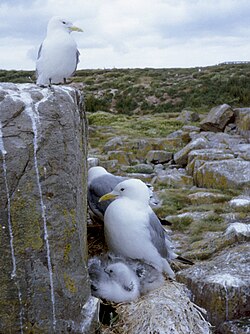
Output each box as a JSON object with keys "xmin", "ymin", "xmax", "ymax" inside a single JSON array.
[
  {"xmin": 88, "ymin": 111, "xmax": 183, "ymax": 139},
  {"xmin": 1, "ymin": 62, "xmax": 250, "ymax": 115}
]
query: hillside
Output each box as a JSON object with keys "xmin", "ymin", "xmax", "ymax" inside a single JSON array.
[{"xmin": 1, "ymin": 63, "xmax": 250, "ymax": 116}]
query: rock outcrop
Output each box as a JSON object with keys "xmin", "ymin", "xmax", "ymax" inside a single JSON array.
[
  {"xmin": 0, "ymin": 84, "xmax": 98, "ymax": 333},
  {"xmin": 177, "ymin": 242, "xmax": 250, "ymax": 329},
  {"xmin": 200, "ymin": 104, "xmax": 234, "ymax": 132}
]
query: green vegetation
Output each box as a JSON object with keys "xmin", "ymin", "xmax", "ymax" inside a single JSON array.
[{"xmin": 1, "ymin": 63, "xmax": 250, "ymax": 114}]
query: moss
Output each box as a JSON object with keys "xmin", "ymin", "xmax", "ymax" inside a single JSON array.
[
  {"xmin": 63, "ymin": 244, "xmax": 71, "ymax": 263},
  {"xmin": 171, "ymin": 216, "xmax": 193, "ymax": 232},
  {"xmin": 87, "ymin": 111, "xmax": 182, "ymax": 140},
  {"xmin": 189, "ymin": 214, "xmax": 226, "ymax": 239},
  {"xmin": 10, "ymin": 191, "xmax": 43, "ymax": 254},
  {"xmin": 63, "ymin": 273, "xmax": 77, "ymax": 294},
  {"xmin": 155, "ymin": 189, "xmax": 192, "ymax": 217},
  {"xmin": 61, "ymin": 209, "xmax": 78, "ymax": 263}
]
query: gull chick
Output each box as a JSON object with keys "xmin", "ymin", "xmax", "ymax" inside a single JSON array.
[
  {"xmin": 88, "ymin": 257, "xmax": 140, "ymax": 303},
  {"xmin": 36, "ymin": 16, "xmax": 83, "ymax": 86}
]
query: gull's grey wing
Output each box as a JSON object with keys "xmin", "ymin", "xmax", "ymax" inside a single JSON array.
[
  {"xmin": 36, "ymin": 43, "xmax": 43, "ymax": 80},
  {"xmin": 71, "ymin": 49, "xmax": 80, "ymax": 76},
  {"xmin": 148, "ymin": 211, "xmax": 174, "ymax": 260},
  {"xmin": 37, "ymin": 43, "xmax": 43, "ymax": 60},
  {"xmin": 87, "ymin": 174, "xmax": 126, "ymax": 220}
]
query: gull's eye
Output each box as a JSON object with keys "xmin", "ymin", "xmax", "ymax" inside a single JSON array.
[
  {"xmin": 120, "ymin": 188, "xmax": 125, "ymax": 192},
  {"xmin": 109, "ymin": 269, "xmax": 113, "ymax": 273},
  {"xmin": 62, "ymin": 21, "xmax": 66, "ymax": 24}
]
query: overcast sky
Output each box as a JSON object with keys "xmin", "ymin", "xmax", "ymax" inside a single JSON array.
[{"xmin": 0, "ymin": 0, "xmax": 250, "ymax": 70}]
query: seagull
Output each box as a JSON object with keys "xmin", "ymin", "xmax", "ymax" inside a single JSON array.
[
  {"xmin": 88, "ymin": 166, "xmax": 126, "ymax": 223},
  {"xmin": 99, "ymin": 179, "xmax": 192, "ymax": 279},
  {"xmin": 88, "ymin": 256, "xmax": 140, "ymax": 303},
  {"xmin": 87, "ymin": 166, "xmax": 161, "ymax": 224},
  {"xmin": 36, "ymin": 16, "xmax": 83, "ymax": 86}
]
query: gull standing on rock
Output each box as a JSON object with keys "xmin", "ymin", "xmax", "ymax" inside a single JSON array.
[
  {"xmin": 36, "ymin": 16, "xmax": 83, "ymax": 86},
  {"xmin": 99, "ymin": 179, "xmax": 192, "ymax": 279}
]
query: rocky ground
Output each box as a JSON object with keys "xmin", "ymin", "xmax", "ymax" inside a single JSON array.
[{"xmin": 87, "ymin": 103, "xmax": 250, "ymax": 333}]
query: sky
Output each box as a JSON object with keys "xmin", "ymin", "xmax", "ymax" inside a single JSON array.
[{"xmin": 0, "ymin": 0, "xmax": 250, "ymax": 70}]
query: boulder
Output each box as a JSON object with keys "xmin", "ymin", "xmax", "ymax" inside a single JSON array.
[
  {"xmin": 230, "ymin": 144, "xmax": 250, "ymax": 161},
  {"xmin": 193, "ymin": 158, "xmax": 250, "ymax": 190},
  {"xmin": 233, "ymin": 108, "xmax": 250, "ymax": 140},
  {"xmin": 107, "ymin": 150, "xmax": 131, "ymax": 165},
  {"xmin": 87, "ymin": 157, "xmax": 99, "ymax": 168},
  {"xmin": 182, "ymin": 125, "xmax": 201, "ymax": 133},
  {"xmin": 103, "ymin": 136, "xmax": 125, "ymax": 152},
  {"xmin": 177, "ymin": 109, "xmax": 200, "ymax": 123},
  {"xmin": 187, "ymin": 148, "xmax": 235, "ymax": 175},
  {"xmin": 174, "ymin": 137, "xmax": 209, "ymax": 166},
  {"xmin": 228, "ymin": 196, "xmax": 250, "ymax": 212},
  {"xmin": 156, "ymin": 168, "xmax": 193, "ymax": 188},
  {"xmin": 189, "ymin": 132, "xmax": 247, "ymax": 151},
  {"xmin": 146, "ymin": 150, "xmax": 173, "ymax": 164},
  {"xmin": 177, "ymin": 243, "xmax": 250, "ymax": 328},
  {"xmin": 200, "ymin": 104, "xmax": 234, "ymax": 132},
  {"xmin": 0, "ymin": 84, "xmax": 98, "ymax": 333},
  {"xmin": 188, "ymin": 192, "xmax": 229, "ymax": 205}
]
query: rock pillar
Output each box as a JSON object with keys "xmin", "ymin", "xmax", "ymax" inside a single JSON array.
[{"xmin": 0, "ymin": 84, "xmax": 98, "ymax": 333}]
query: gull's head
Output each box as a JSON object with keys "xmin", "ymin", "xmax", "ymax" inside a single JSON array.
[
  {"xmin": 99, "ymin": 179, "xmax": 150, "ymax": 204},
  {"xmin": 105, "ymin": 262, "xmax": 133, "ymax": 281},
  {"xmin": 47, "ymin": 16, "xmax": 83, "ymax": 34},
  {"xmin": 88, "ymin": 166, "xmax": 108, "ymax": 183}
]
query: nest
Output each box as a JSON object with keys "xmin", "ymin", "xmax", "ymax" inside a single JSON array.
[
  {"xmin": 99, "ymin": 281, "xmax": 212, "ymax": 334},
  {"xmin": 87, "ymin": 213, "xmax": 211, "ymax": 334}
]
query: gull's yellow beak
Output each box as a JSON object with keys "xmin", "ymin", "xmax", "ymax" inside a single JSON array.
[
  {"xmin": 69, "ymin": 26, "xmax": 83, "ymax": 32},
  {"xmin": 99, "ymin": 192, "xmax": 118, "ymax": 202}
]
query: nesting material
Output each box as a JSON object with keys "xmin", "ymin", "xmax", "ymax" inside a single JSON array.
[{"xmin": 101, "ymin": 282, "xmax": 212, "ymax": 334}]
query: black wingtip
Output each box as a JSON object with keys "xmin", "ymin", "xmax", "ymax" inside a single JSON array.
[
  {"xmin": 176, "ymin": 256, "xmax": 194, "ymax": 265},
  {"xmin": 158, "ymin": 217, "xmax": 173, "ymax": 226}
]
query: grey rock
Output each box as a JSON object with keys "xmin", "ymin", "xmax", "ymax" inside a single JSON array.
[
  {"xmin": 234, "ymin": 108, "xmax": 250, "ymax": 140},
  {"xmin": 0, "ymin": 84, "xmax": 98, "ymax": 333},
  {"xmin": 123, "ymin": 163, "xmax": 154, "ymax": 174},
  {"xmin": 225, "ymin": 222, "xmax": 250, "ymax": 241},
  {"xmin": 188, "ymin": 192, "xmax": 229, "ymax": 205},
  {"xmin": 200, "ymin": 104, "xmax": 234, "ymax": 132},
  {"xmin": 155, "ymin": 167, "xmax": 193, "ymax": 188},
  {"xmin": 107, "ymin": 150, "xmax": 131, "ymax": 165},
  {"xmin": 167, "ymin": 129, "xmax": 184, "ymax": 139},
  {"xmin": 182, "ymin": 125, "xmax": 201, "ymax": 133},
  {"xmin": 174, "ymin": 137, "xmax": 209, "ymax": 166},
  {"xmin": 231, "ymin": 144, "xmax": 250, "ymax": 160},
  {"xmin": 187, "ymin": 148, "xmax": 235, "ymax": 175},
  {"xmin": 228, "ymin": 196, "xmax": 250, "ymax": 212},
  {"xmin": 177, "ymin": 109, "xmax": 200, "ymax": 123},
  {"xmin": 146, "ymin": 150, "xmax": 173, "ymax": 164},
  {"xmin": 216, "ymin": 318, "xmax": 250, "ymax": 334},
  {"xmin": 190, "ymin": 131, "xmax": 247, "ymax": 149},
  {"xmin": 103, "ymin": 136, "xmax": 125, "ymax": 152},
  {"xmin": 193, "ymin": 158, "xmax": 250, "ymax": 190},
  {"xmin": 177, "ymin": 243, "xmax": 250, "ymax": 328},
  {"xmin": 88, "ymin": 157, "xmax": 99, "ymax": 168}
]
